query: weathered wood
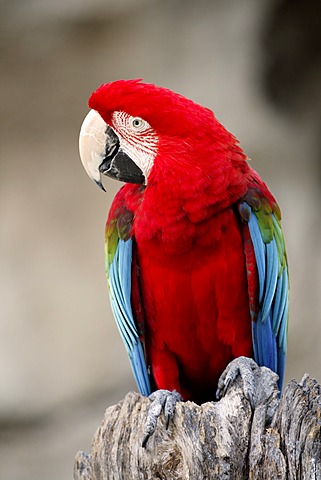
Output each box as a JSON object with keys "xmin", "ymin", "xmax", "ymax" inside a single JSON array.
[{"xmin": 74, "ymin": 371, "xmax": 321, "ymax": 479}]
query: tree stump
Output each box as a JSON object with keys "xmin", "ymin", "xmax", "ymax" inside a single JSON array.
[{"xmin": 74, "ymin": 370, "xmax": 321, "ymax": 479}]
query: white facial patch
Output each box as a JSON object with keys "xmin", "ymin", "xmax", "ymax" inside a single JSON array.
[{"xmin": 112, "ymin": 111, "xmax": 158, "ymax": 182}]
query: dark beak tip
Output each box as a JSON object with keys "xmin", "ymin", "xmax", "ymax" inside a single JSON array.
[{"xmin": 95, "ymin": 179, "xmax": 106, "ymax": 192}]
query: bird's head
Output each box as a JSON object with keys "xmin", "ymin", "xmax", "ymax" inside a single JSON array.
[{"xmin": 79, "ymin": 79, "xmax": 218, "ymax": 191}]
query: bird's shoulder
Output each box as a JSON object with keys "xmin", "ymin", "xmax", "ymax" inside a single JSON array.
[{"xmin": 105, "ymin": 184, "xmax": 145, "ymax": 266}]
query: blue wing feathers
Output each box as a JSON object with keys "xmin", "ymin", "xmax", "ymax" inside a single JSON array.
[
  {"xmin": 279, "ymin": 300, "xmax": 289, "ymax": 352},
  {"xmin": 272, "ymin": 269, "xmax": 288, "ymax": 337},
  {"xmin": 109, "ymin": 266, "xmax": 133, "ymax": 350},
  {"xmin": 248, "ymin": 209, "xmax": 289, "ymax": 388},
  {"xmin": 248, "ymin": 215, "xmax": 266, "ymax": 303},
  {"xmin": 261, "ymin": 239, "xmax": 279, "ymax": 323},
  {"xmin": 108, "ymin": 238, "xmax": 151, "ymax": 396},
  {"xmin": 130, "ymin": 344, "xmax": 151, "ymax": 397},
  {"xmin": 271, "ymin": 270, "xmax": 284, "ymax": 334},
  {"xmin": 119, "ymin": 240, "xmax": 134, "ymax": 317},
  {"xmin": 109, "ymin": 245, "xmax": 138, "ymax": 342},
  {"xmin": 257, "ymin": 311, "xmax": 277, "ymax": 373}
]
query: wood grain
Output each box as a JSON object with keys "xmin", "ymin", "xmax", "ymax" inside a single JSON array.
[{"xmin": 74, "ymin": 370, "xmax": 321, "ymax": 479}]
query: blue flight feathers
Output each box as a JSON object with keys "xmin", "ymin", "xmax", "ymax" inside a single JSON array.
[
  {"xmin": 108, "ymin": 238, "xmax": 151, "ymax": 396},
  {"xmin": 248, "ymin": 211, "xmax": 289, "ymax": 390}
]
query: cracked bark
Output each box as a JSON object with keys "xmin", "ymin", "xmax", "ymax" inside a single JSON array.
[{"xmin": 74, "ymin": 369, "xmax": 321, "ymax": 479}]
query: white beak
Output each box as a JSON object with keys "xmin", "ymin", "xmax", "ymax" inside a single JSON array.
[{"xmin": 79, "ymin": 109, "xmax": 108, "ymax": 190}]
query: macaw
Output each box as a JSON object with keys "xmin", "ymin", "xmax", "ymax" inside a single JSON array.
[{"xmin": 79, "ymin": 79, "xmax": 288, "ymax": 419}]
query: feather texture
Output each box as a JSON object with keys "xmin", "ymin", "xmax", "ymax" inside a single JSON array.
[
  {"xmin": 108, "ymin": 237, "xmax": 151, "ymax": 396},
  {"xmin": 89, "ymin": 80, "xmax": 290, "ymax": 402},
  {"xmin": 238, "ymin": 187, "xmax": 289, "ymax": 390}
]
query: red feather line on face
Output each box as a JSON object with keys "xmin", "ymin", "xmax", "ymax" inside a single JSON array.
[{"xmin": 112, "ymin": 111, "xmax": 158, "ymax": 155}]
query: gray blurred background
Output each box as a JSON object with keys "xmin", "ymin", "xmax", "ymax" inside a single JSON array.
[{"xmin": 1, "ymin": 0, "xmax": 320, "ymax": 478}]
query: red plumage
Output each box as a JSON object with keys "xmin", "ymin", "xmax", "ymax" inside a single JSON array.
[{"xmin": 93, "ymin": 80, "xmax": 282, "ymax": 404}]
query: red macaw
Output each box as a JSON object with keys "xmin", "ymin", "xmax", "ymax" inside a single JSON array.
[{"xmin": 79, "ymin": 79, "xmax": 288, "ymax": 425}]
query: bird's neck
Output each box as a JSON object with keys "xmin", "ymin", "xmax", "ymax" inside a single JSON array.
[{"xmin": 124, "ymin": 146, "xmax": 250, "ymax": 252}]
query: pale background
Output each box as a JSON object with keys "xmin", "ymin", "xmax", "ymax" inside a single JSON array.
[{"xmin": 1, "ymin": 0, "xmax": 320, "ymax": 478}]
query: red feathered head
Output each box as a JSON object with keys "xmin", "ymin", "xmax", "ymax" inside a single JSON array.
[
  {"xmin": 88, "ymin": 79, "xmax": 216, "ymax": 137},
  {"xmin": 80, "ymin": 79, "xmax": 246, "ymax": 193}
]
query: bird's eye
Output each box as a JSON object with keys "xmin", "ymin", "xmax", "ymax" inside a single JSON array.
[{"xmin": 131, "ymin": 117, "xmax": 145, "ymax": 129}]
